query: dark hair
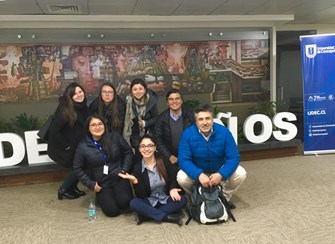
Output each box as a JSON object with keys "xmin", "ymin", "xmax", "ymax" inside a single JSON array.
[
  {"xmin": 165, "ymin": 88, "xmax": 183, "ymax": 101},
  {"xmin": 139, "ymin": 134, "xmax": 168, "ymax": 182},
  {"xmin": 60, "ymin": 82, "xmax": 86, "ymax": 127},
  {"xmin": 194, "ymin": 103, "xmax": 212, "ymax": 114},
  {"xmin": 84, "ymin": 114, "xmax": 112, "ymax": 158},
  {"xmin": 130, "ymin": 78, "xmax": 147, "ymax": 91},
  {"xmin": 97, "ymin": 82, "xmax": 121, "ymax": 132}
]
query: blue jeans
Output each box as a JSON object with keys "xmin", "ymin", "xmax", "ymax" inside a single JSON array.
[{"xmin": 130, "ymin": 195, "xmax": 187, "ymax": 222}]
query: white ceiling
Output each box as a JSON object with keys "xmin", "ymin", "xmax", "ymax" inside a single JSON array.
[
  {"xmin": 0, "ymin": 0, "xmax": 330, "ymax": 44},
  {"xmin": 0, "ymin": 0, "xmax": 334, "ymax": 25}
]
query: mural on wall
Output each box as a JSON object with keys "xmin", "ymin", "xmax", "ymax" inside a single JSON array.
[{"xmin": 0, "ymin": 40, "xmax": 269, "ymax": 103}]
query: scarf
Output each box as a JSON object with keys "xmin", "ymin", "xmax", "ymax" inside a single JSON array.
[
  {"xmin": 123, "ymin": 93, "xmax": 150, "ymax": 145},
  {"xmin": 72, "ymin": 97, "xmax": 88, "ymax": 125}
]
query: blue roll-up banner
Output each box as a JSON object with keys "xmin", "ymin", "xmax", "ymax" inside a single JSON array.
[{"xmin": 300, "ymin": 33, "xmax": 335, "ymax": 155}]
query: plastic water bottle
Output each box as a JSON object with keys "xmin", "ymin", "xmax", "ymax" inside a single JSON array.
[{"xmin": 88, "ymin": 199, "xmax": 97, "ymax": 222}]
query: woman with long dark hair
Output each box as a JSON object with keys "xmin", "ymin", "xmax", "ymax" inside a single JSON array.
[
  {"xmin": 47, "ymin": 82, "xmax": 89, "ymax": 200},
  {"xmin": 123, "ymin": 78, "xmax": 159, "ymax": 161},
  {"xmin": 119, "ymin": 134, "xmax": 186, "ymax": 225},
  {"xmin": 73, "ymin": 114, "xmax": 134, "ymax": 217},
  {"xmin": 89, "ymin": 82, "xmax": 126, "ymax": 134}
]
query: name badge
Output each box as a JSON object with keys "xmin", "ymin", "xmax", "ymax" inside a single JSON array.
[{"xmin": 103, "ymin": 165, "xmax": 108, "ymax": 175}]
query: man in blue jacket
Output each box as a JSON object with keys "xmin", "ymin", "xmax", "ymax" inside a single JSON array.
[{"xmin": 177, "ymin": 104, "xmax": 246, "ymax": 208}]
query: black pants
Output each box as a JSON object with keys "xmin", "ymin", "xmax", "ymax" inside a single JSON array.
[
  {"xmin": 96, "ymin": 179, "xmax": 133, "ymax": 217},
  {"xmin": 60, "ymin": 170, "xmax": 78, "ymax": 190}
]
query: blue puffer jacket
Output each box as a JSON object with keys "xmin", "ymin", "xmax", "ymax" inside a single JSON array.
[{"xmin": 178, "ymin": 123, "xmax": 240, "ymax": 181}]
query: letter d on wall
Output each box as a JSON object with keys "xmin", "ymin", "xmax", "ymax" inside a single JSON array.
[{"xmin": 0, "ymin": 133, "xmax": 25, "ymax": 167}]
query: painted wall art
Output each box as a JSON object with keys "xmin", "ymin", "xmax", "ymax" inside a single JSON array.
[{"xmin": 0, "ymin": 40, "xmax": 269, "ymax": 103}]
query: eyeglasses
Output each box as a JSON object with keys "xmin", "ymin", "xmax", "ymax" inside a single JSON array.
[
  {"xmin": 89, "ymin": 122, "xmax": 104, "ymax": 128},
  {"xmin": 139, "ymin": 144, "xmax": 155, "ymax": 150},
  {"xmin": 102, "ymin": 90, "xmax": 114, "ymax": 95}
]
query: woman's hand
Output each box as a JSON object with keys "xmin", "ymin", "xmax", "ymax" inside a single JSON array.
[
  {"xmin": 138, "ymin": 118, "xmax": 145, "ymax": 129},
  {"xmin": 170, "ymin": 188, "xmax": 182, "ymax": 201},
  {"xmin": 169, "ymin": 155, "xmax": 178, "ymax": 165},
  {"xmin": 94, "ymin": 182, "xmax": 102, "ymax": 192},
  {"xmin": 118, "ymin": 172, "xmax": 138, "ymax": 184}
]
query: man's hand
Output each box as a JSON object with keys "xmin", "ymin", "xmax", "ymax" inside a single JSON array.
[
  {"xmin": 209, "ymin": 173, "xmax": 223, "ymax": 186},
  {"xmin": 198, "ymin": 173, "xmax": 211, "ymax": 188}
]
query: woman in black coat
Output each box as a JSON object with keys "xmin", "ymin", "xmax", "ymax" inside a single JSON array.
[
  {"xmin": 47, "ymin": 82, "xmax": 89, "ymax": 200},
  {"xmin": 123, "ymin": 78, "xmax": 159, "ymax": 161},
  {"xmin": 119, "ymin": 134, "xmax": 186, "ymax": 225},
  {"xmin": 73, "ymin": 114, "xmax": 134, "ymax": 217},
  {"xmin": 89, "ymin": 82, "xmax": 126, "ymax": 134}
]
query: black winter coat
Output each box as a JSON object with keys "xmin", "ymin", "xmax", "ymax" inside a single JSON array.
[
  {"xmin": 129, "ymin": 89, "xmax": 159, "ymax": 147},
  {"xmin": 132, "ymin": 158, "xmax": 180, "ymax": 199},
  {"xmin": 73, "ymin": 133, "xmax": 134, "ymax": 191},
  {"xmin": 154, "ymin": 107, "xmax": 195, "ymax": 160},
  {"xmin": 47, "ymin": 101, "xmax": 89, "ymax": 168},
  {"xmin": 88, "ymin": 95, "xmax": 126, "ymax": 134}
]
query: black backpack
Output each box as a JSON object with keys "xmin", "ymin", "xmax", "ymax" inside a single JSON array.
[{"xmin": 185, "ymin": 182, "xmax": 236, "ymax": 225}]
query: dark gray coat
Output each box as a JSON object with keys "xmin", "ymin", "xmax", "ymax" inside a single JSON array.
[
  {"xmin": 73, "ymin": 133, "xmax": 134, "ymax": 190},
  {"xmin": 154, "ymin": 107, "xmax": 195, "ymax": 160}
]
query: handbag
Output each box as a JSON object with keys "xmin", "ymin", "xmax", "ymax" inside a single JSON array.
[{"xmin": 37, "ymin": 114, "xmax": 55, "ymax": 142}]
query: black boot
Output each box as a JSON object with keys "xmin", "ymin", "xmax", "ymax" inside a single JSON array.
[
  {"xmin": 58, "ymin": 187, "xmax": 79, "ymax": 200},
  {"xmin": 163, "ymin": 214, "xmax": 183, "ymax": 226},
  {"xmin": 136, "ymin": 214, "xmax": 149, "ymax": 225},
  {"xmin": 72, "ymin": 184, "xmax": 86, "ymax": 196}
]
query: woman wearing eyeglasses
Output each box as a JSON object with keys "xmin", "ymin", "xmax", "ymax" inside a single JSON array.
[
  {"xmin": 73, "ymin": 114, "xmax": 134, "ymax": 217},
  {"xmin": 47, "ymin": 82, "xmax": 89, "ymax": 200},
  {"xmin": 119, "ymin": 134, "xmax": 186, "ymax": 225},
  {"xmin": 89, "ymin": 82, "xmax": 126, "ymax": 134}
]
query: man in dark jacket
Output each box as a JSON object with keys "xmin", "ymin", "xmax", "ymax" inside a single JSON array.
[{"xmin": 154, "ymin": 89, "xmax": 195, "ymax": 173}]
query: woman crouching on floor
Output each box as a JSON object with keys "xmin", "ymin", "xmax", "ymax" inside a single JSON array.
[{"xmin": 73, "ymin": 114, "xmax": 134, "ymax": 217}]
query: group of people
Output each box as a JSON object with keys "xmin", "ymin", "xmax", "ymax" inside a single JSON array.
[{"xmin": 46, "ymin": 78, "xmax": 247, "ymax": 226}]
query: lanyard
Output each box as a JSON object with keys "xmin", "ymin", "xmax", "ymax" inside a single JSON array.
[{"xmin": 90, "ymin": 137, "xmax": 107, "ymax": 163}]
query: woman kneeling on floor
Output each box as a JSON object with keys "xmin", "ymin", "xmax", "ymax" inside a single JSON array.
[
  {"xmin": 119, "ymin": 134, "xmax": 186, "ymax": 226},
  {"xmin": 73, "ymin": 114, "xmax": 134, "ymax": 217}
]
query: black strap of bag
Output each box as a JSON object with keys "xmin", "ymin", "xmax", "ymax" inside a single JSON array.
[
  {"xmin": 220, "ymin": 194, "xmax": 236, "ymax": 222},
  {"xmin": 37, "ymin": 113, "xmax": 55, "ymax": 142},
  {"xmin": 185, "ymin": 212, "xmax": 192, "ymax": 225}
]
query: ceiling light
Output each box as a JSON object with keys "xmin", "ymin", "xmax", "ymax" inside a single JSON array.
[
  {"xmin": 150, "ymin": 33, "xmax": 155, "ymax": 38},
  {"xmin": 31, "ymin": 34, "xmax": 36, "ymax": 39},
  {"xmin": 17, "ymin": 34, "xmax": 22, "ymax": 39},
  {"xmin": 87, "ymin": 34, "xmax": 91, "ymax": 38},
  {"xmin": 208, "ymin": 32, "xmax": 213, "ymax": 37},
  {"xmin": 100, "ymin": 34, "xmax": 105, "ymax": 38},
  {"xmin": 219, "ymin": 32, "xmax": 223, "ymax": 36}
]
